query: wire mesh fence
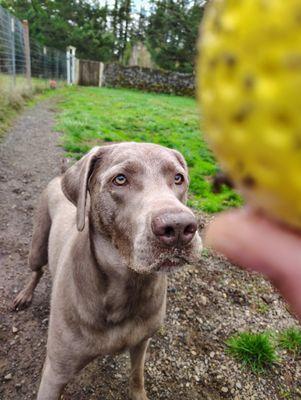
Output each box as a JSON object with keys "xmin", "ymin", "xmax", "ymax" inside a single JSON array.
[
  {"xmin": 30, "ymin": 39, "xmax": 67, "ymax": 81},
  {"xmin": 0, "ymin": 4, "xmax": 67, "ymax": 96}
]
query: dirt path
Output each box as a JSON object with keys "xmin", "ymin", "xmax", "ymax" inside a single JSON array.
[
  {"xmin": 0, "ymin": 99, "xmax": 62, "ymax": 399},
  {"xmin": 0, "ymin": 99, "xmax": 300, "ymax": 400}
]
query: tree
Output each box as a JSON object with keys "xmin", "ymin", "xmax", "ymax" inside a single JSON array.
[
  {"xmin": 146, "ymin": 0, "xmax": 204, "ymax": 72},
  {"xmin": 0, "ymin": 0, "xmax": 115, "ymax": 62}
]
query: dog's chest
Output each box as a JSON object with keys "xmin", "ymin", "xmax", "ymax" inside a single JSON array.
[{"xmin": 91, "ymin": 280, "xmax": 167, "ymax": 355}]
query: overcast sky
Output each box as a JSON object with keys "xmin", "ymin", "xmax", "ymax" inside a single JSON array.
[
  {"xmin": 97, "ymin": 1, "xmax": 207, "ymax": 12},
  {"xmin": 98, "ymin": 0, "xmax": 151, "ymax": 13}
]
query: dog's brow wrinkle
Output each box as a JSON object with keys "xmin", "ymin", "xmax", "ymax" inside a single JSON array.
[
  {"xmin": 160, "ymin": 160, "xmax": 177, "ymax": 174},
  {"xmin": 113, "ymin": 160, "xmax": 145, "ymax": 174}
]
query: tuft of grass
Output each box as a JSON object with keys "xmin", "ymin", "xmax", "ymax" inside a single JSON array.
[
  {"xmin": 226, "ymin": 332, "xmax": 278, "ymax": 373},
  {"xmin": 278, "ymin": 327, "xmax": 301, "ymax": 356},
  {"xmin": 254, "ymin": 300, "xmax": 269, "ymax": 314},
  {"xmin": 279, "ymin": 388, "xmax": 293, "ymax": 399},
  {"xmin": 56, "ymin": 86, "xmax": 242, "ymax": 213}
]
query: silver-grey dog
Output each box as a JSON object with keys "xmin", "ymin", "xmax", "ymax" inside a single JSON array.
[{"xmin": 14, "ymin": 142, "xmax": 202, "ymax": 400}]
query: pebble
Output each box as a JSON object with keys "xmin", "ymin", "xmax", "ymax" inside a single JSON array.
[
  {"xmin": 200, "ymin": 295, "xmax": 208, "ymax": 306},
  {"xmin": 12, "ymin": 326, "xmax": 18, "ymax": 333},
  {"xmin": 4, "ymin": 373, "xmax": 12, "ymax": 381},
  {"xmin": 221, "ymin": 386, "xmax": 229, "ymax": 393},
  {"xmin": 210, "ymin": 351, "xmax": 215, "ymax": 358}
]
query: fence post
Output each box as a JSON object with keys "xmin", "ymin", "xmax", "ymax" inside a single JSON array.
[
  {"xmin": 66, "ymin": 46, "xmax": 76, "ymax": 85},
  {"xmin": 66, "ymin": 49, "xmax": 70, "ymax": 84},
  {"xmin": 22, "ymin": 20, "xmax": 31, "ymax": 87},
  {"xmin": 10, "ymin": 16, "xmax": 16, "ymax": 87},
  {"xmin": 55, "ymin": 51, "xmax": 59, "ymax": 80},
  {"xmin": 99, "ymin": 62, "xmax": 104, "ymax": 87},
  {"xmin": 43, "ymin": 46, "xmax": 47, "ymax": 79},
  {"xmin": 75, "ymin": 58, "xmax": 80, "ymax": 85}
]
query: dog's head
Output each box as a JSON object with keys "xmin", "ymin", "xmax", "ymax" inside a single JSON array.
[{"xmin": 61, "ymin": 142, "xmax": 202, "ymax": 273}]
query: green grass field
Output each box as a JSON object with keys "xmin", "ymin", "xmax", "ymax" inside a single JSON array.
[{"xmin": 56, "ymin": 86, "xmax": 241, "ymax": 213}]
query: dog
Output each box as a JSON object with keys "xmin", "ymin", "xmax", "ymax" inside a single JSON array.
[{"xmin": 13, "ymin": 142, "xmax": 202, "ymax": 400}]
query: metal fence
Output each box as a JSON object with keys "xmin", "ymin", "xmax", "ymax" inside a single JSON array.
[
  {"xmin": 30, "ymin": 39, "xmax": 67, "ymax": 81},
  {"xmin": 0, "ymin": 4, "xmax": 67, "ymax": 92}
]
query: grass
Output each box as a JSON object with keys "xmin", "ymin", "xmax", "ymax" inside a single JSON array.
[
  {"xmin": 56, "ymin": 86, "xmax": 241, "ymax": 213},
  {"xmin": 278, "ymin": 327, "xmax": 301, "ymax": 356},
  {"xmin": 226, "ymin": 332, "xmax": 278, "ymax": 373}
]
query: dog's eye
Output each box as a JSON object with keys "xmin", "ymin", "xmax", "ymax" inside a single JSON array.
[
  {"xmin": 174, "ymin": 173, "xmax": 184, "ymax": 185},
  {"xmin": 113, "ymin": 174, "xmax": 127, "ymax": 186}
]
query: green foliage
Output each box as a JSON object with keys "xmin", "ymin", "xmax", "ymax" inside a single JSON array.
[
  {"xmin": 56, "ymin": 86, "xmax": 241, "ymax": 212},
  {"xmin": 226, "ymin": 332, "xmax": 278, "ymax": 373},
  {"xmin": 146, "ymin": 0, "xmax": 204, "ymax": 73},
  {"xmin": 278, "ymin": 327, "xmax": 301, "ymax": 356},
  {"xmin": 0, "ymin": 0, "xmax": 116, "ymax": 62}
]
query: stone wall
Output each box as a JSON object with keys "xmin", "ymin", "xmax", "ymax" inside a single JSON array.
[{"xmin": 102, "ymin": 63, "xmax": 195, "ymax": 97}]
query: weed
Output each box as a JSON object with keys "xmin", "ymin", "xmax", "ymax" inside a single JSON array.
[
  {"xmin": 279, "ymin": 388, "xmax": 293, "ymax": 399},
  {"xmin": 255, "ymin": 301, "xmax": 269, "ymax": 314},
  {"xmin": 226, "ymin": 332, "xmax": 278, "ymax": 373},
  {"xmin": 278, "ymin": 327, "xmax": 301, "ymax": 356}
]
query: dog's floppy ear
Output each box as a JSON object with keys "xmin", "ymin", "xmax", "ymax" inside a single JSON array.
[{"xmin": 61, "ymin": 146, "xmax": 102, "ymax": 232}]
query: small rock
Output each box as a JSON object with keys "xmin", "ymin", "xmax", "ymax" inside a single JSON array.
[
  {"xmin": 12, "ymin": 326, "xmax": 18, "ymax": 333},
  {"xmin": 236, "ymin": 381, "xmax": 242, "ymax": 389},
  {"xmin": 261, "ymin": 294, "xmax": 273, "ymax": 304},
  {"xmin": 221, "ymin": 386, "xmax": 229, "ymax": 393},
  {"xmin": 200, "ymin": 295, "xmax": 208, "ymax": 306},
  {"xmin": 209, "ymin": 351, "xmax": 215, "ymax": 358},
  {"xmin": 4, "ymin": 373, "xmax": 12, "ymax": 381}
]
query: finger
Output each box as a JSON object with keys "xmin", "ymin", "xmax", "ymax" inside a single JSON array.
[{"xmin": 205, "ymin": 209, "xmax": 301, "ymax": 276}]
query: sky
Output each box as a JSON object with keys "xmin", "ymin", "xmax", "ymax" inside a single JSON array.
[
  {"xmin": 97, "ymin": 1, "xmax": 207, "ymax": 12},
  {"xmin": 99, "ymin": 0, "xmax": 151, "ymax": 13}
]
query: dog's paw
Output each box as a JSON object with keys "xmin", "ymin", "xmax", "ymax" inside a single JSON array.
[
  {"xmin": 129, "ymin": 388, "xmax": 149, "ymax": 400},
  {"xmin": 13, "ymin": 288, "xmax": 33, "ymax": 310}
]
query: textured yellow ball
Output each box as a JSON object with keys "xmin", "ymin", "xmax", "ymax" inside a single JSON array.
[{"xmin": 198, "ymin": 0, "xmax": 301, "ymax": 229}]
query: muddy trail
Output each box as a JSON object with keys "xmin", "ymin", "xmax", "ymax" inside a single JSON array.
[{"xmin": 0, "ymin": 99, "xmax": 300, "ymax": 400}]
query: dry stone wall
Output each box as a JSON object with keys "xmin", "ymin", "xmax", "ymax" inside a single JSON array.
[{"xmin": 102, "ymin": 63, "xmax": 195, "ymax": 97}]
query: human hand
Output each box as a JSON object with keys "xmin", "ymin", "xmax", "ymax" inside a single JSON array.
[{"xmin": 205, "ymin": 208, "xmax": 301, "ymax": 320}]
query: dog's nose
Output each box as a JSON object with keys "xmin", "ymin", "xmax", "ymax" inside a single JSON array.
[{"xmin": 151, "ymin": 211, "xmax": 197, "ymax": 247}]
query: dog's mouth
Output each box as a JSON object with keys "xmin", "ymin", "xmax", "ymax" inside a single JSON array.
[
  {"xmin": 129, "ymin": 249, "xmax": 201, "ymax": 275},
  {"xmin": 153, "ymin": 255, "xmax": 190, "ymax": 273},
  {"xmin": 129, "ymin": 231, "xmax": 203, "ymax": 275}
]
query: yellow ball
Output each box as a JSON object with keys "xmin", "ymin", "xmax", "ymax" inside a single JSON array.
[{"xmin": 197, "ymin": 0, "xmax": 301, "ymax": 228}]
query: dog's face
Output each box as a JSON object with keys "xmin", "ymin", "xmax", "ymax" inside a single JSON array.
[{"xmin": 62, "ymin": 143, "xmax": 202, "ymax": 273}]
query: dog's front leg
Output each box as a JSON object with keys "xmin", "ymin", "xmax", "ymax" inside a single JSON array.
[
  {"xmin": 129, "ymin": 339, "xmax": 150, "ymax": 400},
  {"xmin": 37, "ymin": 356, "xmax": 72, "ymax": 400}
]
